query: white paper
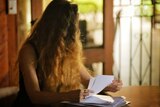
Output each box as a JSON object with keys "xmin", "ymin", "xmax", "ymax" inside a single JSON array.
[
  {"xmin": 88, "ymin": 75, "xmax": 114, "ymax": 94},
  {"xmin": 62, "ymin": 74, "xmax": 129, "ymax": 106},
  {"xmin": 87, "ymin": 77, "xmax": 95, "ymax": 89},
  {"xmin": 81, "ymin": 94, "xmax": 114, "ymax": 104},
  {"xmin": 61, "ymin": 75, "xmax": 129, "ymax": 107},
  {"xmin": 63, "ymin": 96, "xmax": 128, "ymax": 107}
]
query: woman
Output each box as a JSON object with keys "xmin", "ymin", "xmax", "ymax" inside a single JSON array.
[{"xmin": 14, "ymin": 0, "xmax": 122, "ymax": 106}]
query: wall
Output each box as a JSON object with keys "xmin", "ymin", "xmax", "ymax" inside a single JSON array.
[{"xmin": 0, "ymin": 0, "xmax": 18, "ymax": 87}]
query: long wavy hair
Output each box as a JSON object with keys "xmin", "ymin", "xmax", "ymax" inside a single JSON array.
[{"xmin": 23, "ymin": 0, "xmax": 84, "ymax": 92}]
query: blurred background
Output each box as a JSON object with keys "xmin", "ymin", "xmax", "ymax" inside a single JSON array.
[{"xmin": 0, "ymin": 0, "xmax": 160, "ymax": 90}]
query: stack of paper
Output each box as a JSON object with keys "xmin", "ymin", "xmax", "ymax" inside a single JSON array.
[
  {"xmin": 79, "ymin": 96, "xmax": 128, "ymax": 107},
  {"xmin": 62, "ymin": 96, "xmax": 128, "ymax": 107},
  {"xmin": 62, "ymin": 75, "xmax": 130, "ymax": 107},
  {"xmin": 80, "ymin": 75, "xmax": 129, "ymax": 106},
  {"xmin": 81, "ymin": 94, "xmax": 114, "ymax": 104}
]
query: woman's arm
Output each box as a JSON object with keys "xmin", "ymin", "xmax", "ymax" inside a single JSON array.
[
  {"xmin": 79, "ymin": 65, "xmax": 92, "ymax": 88},
  {"xmin": 19, "ymin": 44, "xmax": 80, "ymax": 105}
]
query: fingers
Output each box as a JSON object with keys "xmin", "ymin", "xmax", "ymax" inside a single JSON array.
[
  {"xmin": 84, "ymin": 89, "xmax": 88, "ymax": 93},
  {"xmin": 83, "ymin": 89, "xmax": 89, "ymax": 97},
  {"xmin": 80, "ymin": 89, "xmax": 88, "ymax": 100},
  {"xmin": 112, "ymin": 79, "xmax": 123, "ymax": 86},
  {"xmin": 107, "ymin": 79, "xmax": 123, "ymax": 92},
  {"xmin": 80, "ymin": 89, "xmax": 93, "ymax": 100},
  {"xmin": 112, "ymin": 78, "xmax": 122, "ymax": 83}
]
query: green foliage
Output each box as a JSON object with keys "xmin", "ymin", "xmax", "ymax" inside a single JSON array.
[
  {"xmin": 71, "ymin": 0, "xmax": 103, "ymax": 13},
  {"xmin": 142, "ymin": 0, "xmax": 152, "ymax": 4}
]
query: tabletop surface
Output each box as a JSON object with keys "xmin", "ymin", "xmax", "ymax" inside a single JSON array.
[
  {"xmin": 1, "ymin": 86, "xmax": 159, "ymax": 107},
  {"xmin": 108, "ymin": 86, "xmax": 160, "ymax": 107},
  {"xmin": 60, "ymin": 86, "xmax": 160, "ymax": 107}
]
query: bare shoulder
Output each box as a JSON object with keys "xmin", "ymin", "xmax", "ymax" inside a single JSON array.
[{"xmin": 20, "ymin": 43, "xmax": 35, "ymax": 54}]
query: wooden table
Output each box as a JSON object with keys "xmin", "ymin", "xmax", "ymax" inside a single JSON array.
[
  {"xmin": 1, "ymin": 86, "xmax": 159, "ymax": 107},
  {"xmin": 0, "ymin": 86, "xmax": 19, "ymax": 107},
  {"xmin": 61, "ymin": 86, "xmax": 160, "ymax": 107},
  {"xmin": 108, "ymin": 86, "xmax": 160, "ymax": 107}
]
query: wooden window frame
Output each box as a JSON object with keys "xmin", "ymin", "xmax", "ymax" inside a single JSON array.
[{"xmin": 84, "ymin": 0, "xmax": 114, "ymax": 75}]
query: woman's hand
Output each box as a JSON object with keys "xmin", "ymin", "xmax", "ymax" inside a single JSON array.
[
  {"xmin": 104, "ymin": 79, "xmax": 123, "ymax": 92},
  {"xmin": 80, "ymin": 89, "xmax": 93, "ymax": 101}
]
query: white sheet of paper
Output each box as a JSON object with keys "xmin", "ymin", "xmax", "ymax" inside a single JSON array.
[
  {"xmin": 63, "ymin": 96, "xmax": 128, "ymax": 107},
  {"xmin": 88, "ymin": 75, "xmax": 114, "ymax": 94},
  {"xmin": 81, "ymin": 94, "xmax": 114, "ymax": 104},
  {"xmin": 87, "ymin": 77, "xmax": 95, "ymax": 89}
]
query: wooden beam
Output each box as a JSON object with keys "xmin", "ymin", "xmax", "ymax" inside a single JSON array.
[
  {"xmin": 31, "ymin": 0, "xmax": 43, "ymax": 21},
  {"xmin": 7, "ymin": 14, "xmax": 18, "ymax": 86},
  {"xmin": 0, "ymin": 0, "xmax": 9, "ymax": 87},
  {"xmin": 84, "ymin": 48, "xmax": 105, "ymax": 64},
  {"xmin": 103, "ymin": 0, "xmax": 114, "ymax": 75}
]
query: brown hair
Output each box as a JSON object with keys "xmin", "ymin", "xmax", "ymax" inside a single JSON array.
[{"xmin": 23, "ymin": 0, "xmax": 83, "ymax": 92}]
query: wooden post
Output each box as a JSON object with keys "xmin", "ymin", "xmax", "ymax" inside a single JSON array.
[
  {"xmin": 103, "ymin": 0, "xmax": 114, "ymax": 75},
  {"xmin": 0, "ymin": 0, "xmax": 9, "ymax": 87},
  {"xmin": 7, "ymin": 14, "xmax": 18, "ymax": 86},
  {"xmin": 31, "ymin": 0, "xmax": 43, "ymax": 21}
]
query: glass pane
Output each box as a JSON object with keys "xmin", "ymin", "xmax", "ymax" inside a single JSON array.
[
  {"xmin": 142, "ymin": 5, "xmax": 153, "ymax": 16},
  {"xmin": 114, "ymin": 5, "xmax": 153, "ymax": 17},
  {"xmin": 155, "ymin": 4, "xmax": 160, "ymax": 25},
  {"xmin": 86, "ymin": 62, "xmax": 103, "ymax": 76},
  {"xmin": 114, "ymin": 0, "xmax": 120, "ymax": 6},
  {"xmin": 131, "ymin": 0, "xmax": 141, "ymax": 5},
  {"xmin": 121, "ymin": 0, "xmax": 130, "ymax": 5},
  {"xmin": 134, "ymin": 6, "xmax": 142, "ymax": 16},
  {"xmin": 113, "ymin": 0, "xmax": 159, "ymax": 86},
  {"xmin": 72, "ymin": 0, "xmax": 103, "ymax": 48},
  {"xmin": 142, "ymin": 0, "xmax": 152, "ymax": 4},
  {"xmin": 156, "ymin": 4, "xmax": 160, "ymax": 14}
]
